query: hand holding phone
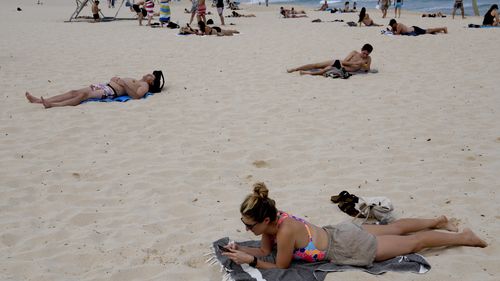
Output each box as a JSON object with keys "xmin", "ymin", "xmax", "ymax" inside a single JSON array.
[{"xmin": 218, "ymin": 244, "xmax": 231, "ymax": 252}]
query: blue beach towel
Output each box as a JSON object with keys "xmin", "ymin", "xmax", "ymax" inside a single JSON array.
[
  {"xmin": 468, "ymin": 23, "xmax": 500, "ymax": 28},
  {"xmin": 82, "ymin": 92, "xmax": 154, "ymax": 104}
]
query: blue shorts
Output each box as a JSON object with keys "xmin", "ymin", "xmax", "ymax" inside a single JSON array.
[{"xmin": 395, "ymin": 3, "xmax": 402, "ymax": 8}]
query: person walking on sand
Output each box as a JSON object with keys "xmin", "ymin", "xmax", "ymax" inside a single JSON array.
[
  {"xmin": 143, "ymin": 0, "xmax": 155, "ymax": 26},
  {"xmin": 92, "ymin": 0, "xmax": 101, "ymax": 22},
  {"xmin": 197, "ymin": 0, "xmax": 207, "ymax": 24},
  {"xmin": 25, "ymin": 72, "xmax": 164, "ymax": 108},
  {"xmin": 216, "ymin": 0, "xmax": 225, "ymax": 25},
  {"xmin": 287, "ymin": 43, "xmax": 373, "ymax": 75},
  {"xmin": 189, "ymin": 0, "xmax": 199, "ymax": 25},
  {"xmin": 452, "ymin": 0, "xmax": 465, "ymax": 19},
  {"xmin": 394, "ymin": 0, "xmax": 402, "ymax": 18},
  {"xmin": 389, "ymin": 19, "xmax": 447, "ymax": 35},
  {"xmin": 221, "ymin": 183, "xmax": 487, "ymax": 269},
  {"xmin": 378, "ymin": 0, "xmax": 390, "ymax": 18}
]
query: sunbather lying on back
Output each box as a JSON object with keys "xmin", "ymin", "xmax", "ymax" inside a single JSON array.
[
  {"xmin": 287, "ymin": 43, "xmax": 373, "ymax": 75},
  {"xmin": 26, "ymin": 72, "xmax": 163, "ymax": 108}
]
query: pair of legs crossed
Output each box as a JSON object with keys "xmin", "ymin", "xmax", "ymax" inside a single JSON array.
[
  {"xmin": 363, "ymin": 216, "xmax": 487, "ymax": 261},
  {"xmin": 25, "ymin": 86, "xmax": 105, "ymax": 108}
]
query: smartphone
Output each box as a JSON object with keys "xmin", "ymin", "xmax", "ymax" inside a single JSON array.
[{"xmin": 218, "ymin": 245, "xmax": 230, "ymax": 252}]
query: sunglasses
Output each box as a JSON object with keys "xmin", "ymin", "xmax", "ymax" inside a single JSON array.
[{"xmin": 241, "ymin": 217, "xmax": 259, "ymax": 230}]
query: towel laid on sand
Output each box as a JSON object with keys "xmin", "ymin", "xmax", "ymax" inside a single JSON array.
[
  {"xmin": 210, "ymin": 237, "xmax": 430, "ymax": 281},
  {"xmin": 82, "ymin": 92, "xmax": 153, "ymax": 103}
]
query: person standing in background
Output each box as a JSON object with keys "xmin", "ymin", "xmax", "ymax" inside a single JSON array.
[
  {"xmin": 216, "ymin": 0, "xmax": 225, "ymax": 25},
  {"xmin": 452, "ymin": 0, "xmax": 465, "ymax": 19},
  {"xmin": 394, "ymin": 0, "xmax": 402, "ymax": 18}
]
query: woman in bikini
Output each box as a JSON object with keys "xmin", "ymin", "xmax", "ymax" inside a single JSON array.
[
  {"xmin": 358, "ymin": 7, "xmax": 382, "ymax": 26},
  {"xmin": 222, "ymin": 182, "xmax": 487, "ymax": 269}
]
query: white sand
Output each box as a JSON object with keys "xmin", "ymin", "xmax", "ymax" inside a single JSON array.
[{"xmin": 0, "ymin": 0, "xmax": 499, "ymax": 280}]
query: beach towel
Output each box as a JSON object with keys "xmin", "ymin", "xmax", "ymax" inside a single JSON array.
[
  {"xmin": 82, "ymin": 92, "xmax": 153, "ymax": 103},
  {"xmin": 209, "ymin": 237, "xmax": 431, "ymax": 281},
  {"xmin": 468, "ymin": 24, "xmax": 500, "ymax": 28}
]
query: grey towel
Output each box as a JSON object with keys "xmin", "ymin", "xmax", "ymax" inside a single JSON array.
[{"xmin": 212, "ymin": 237, "xmax": 431, "ymax": 281}]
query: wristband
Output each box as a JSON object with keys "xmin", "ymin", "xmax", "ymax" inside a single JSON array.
[{"xmin": 249, "ymin": 256, "xmax": 258, "ymax": 267}]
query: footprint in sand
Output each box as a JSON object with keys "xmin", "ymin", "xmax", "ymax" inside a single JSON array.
[
  {"xmin": 252, "ymin": 160, "xmax": 270, "ymax": 168},
  {"xmin": 496, "ymin": 137, "xmax": 500, "ymax": 143}
]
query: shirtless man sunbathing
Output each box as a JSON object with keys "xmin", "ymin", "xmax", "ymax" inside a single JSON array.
[
  {"xmin": 25, "ymin": 72, "xmax": 163, "ymax": 108},
  {"xmin": 287, "ymin": 44, "xmax": 373, "ymax": 76},
  {"xmin": 389, "ymin": 19, "xmax": 447, "ymax": 35}
]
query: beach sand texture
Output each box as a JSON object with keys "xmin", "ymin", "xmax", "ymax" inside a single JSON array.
[{"xmin": 1, "ymin": 0, "xmax": 499, "ymax": 280}]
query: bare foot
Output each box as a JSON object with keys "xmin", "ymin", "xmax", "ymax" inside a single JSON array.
[
  {"xmin": 41, "ymin": 97, "xmax": 51, "ymax": 109},
  {"xmin": 25, "ymin": 92, "xmax": 42, "ymax": 103},
  {"xmin": 462, "ymin": 228, "xmax": 487, "ymax": 247},
  {"xmin": 299, "ymin": 70, "xmax": 306, "ymax": 76},
  {"xmin": 444, "ymin": 27, "xmax": 448, "ymax": 34},
  {"xmin": 435, "ymin": 215, "xmax": 459, "ymax": 232},
  {"xmin": 287, "ymin": 68, "xmax": 296, "ymax": 73}
]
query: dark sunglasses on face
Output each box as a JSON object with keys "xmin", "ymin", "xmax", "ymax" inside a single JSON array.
[{"xmin": 241, "ymin": 217, "xmax": 259, "ymax": 230}]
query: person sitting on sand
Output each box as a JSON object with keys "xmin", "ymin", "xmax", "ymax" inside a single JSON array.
[
  {"xmin": 287, "ymin": 43, "xmax": 373, "ymax": 76},
  {"xmin": 483, "ymin": 4, "xmax": 499, "ymax": 26},
  {"xmin": 389, "ymin": 19, "xmax": 447, "ymax": 35},
  {"xmin": 221, "ymin": 183, "xmax": 487, "ymax": 269},
  {"xmin": 92, "ymin": 1, "xmax": 101, "ymax": 22},
  {"xmin": 358, "ymin": 7, "xmax": 382, "ymax": 26},
  {"xmin": 227, "ymin": 10, "xmax": 256, "ymax": 17},
  {"xmin": 422, "ymin": 12, "xmax": 446, "ymax": 18},
  {"xmin": 25, "ymin": 72, "xmax": 163, "ymax": 108},
  {"xmin": 316, "ymin": 0, "xmax": 328, "ymax": 11},
  {"xmin": 198, "ymin": 20, "xmax": 240, "ymax": 35}
]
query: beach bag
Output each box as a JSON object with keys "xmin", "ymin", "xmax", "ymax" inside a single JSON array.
[
  {"xmin": 357, "ymin": 196, "xmax": 394, "ymax": 223},
  {"xmin": 331, "ymin": 191, "xmax": 394, "ymax": 223}
]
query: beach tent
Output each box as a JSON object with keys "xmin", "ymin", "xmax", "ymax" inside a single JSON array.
[{"xmin": 67, "ymin": 0, "xmax": 135, "ymax": 22}]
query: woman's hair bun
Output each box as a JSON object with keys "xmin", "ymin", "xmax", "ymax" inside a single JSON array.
[{"xmin": 252, "ymin": 182, "xmax": 268, "ymax": 199}]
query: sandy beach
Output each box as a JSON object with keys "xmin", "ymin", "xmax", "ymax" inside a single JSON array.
[{"xmin": 1, "ymin": 0, "xmax": 499, "ymax": 280}]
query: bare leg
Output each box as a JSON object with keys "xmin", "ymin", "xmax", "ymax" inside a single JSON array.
[
  {"xmin": 219, "ymin": 13, "xmax": 225, "ymax": 25},
  {"xmin": 287, "ymin": 61, "xmax": 332, "ymax": 73},
  {"xmin": 41, "ymin": 92, "xmax": 88, "ymax": 108},
  {"xmin": 26, "ymin": 92, "xmax": 42, "ymax": 103},
  {"xmin": 427, "ymin": 27, "xmax": 447, "ymax": 34},
  {"xmin": 374, "ymin": 228, "xmax": 487, "ymax": 261},
  {"xmin": 461, "ymin": 7, "xmax": 465, "ymax": 19},
  {"xmin": 363, "ymin": 216, "xmax": 458, "ymax": 236},
  {"xmin": 189, "ymin": 12, "xmax": 196, "ymax": 25}
]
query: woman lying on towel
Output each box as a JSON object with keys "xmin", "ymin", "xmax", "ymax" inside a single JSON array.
[
  {"xmin": 222, "ymin": 182, "xmax": 487, "ymax": 269},
  {"xmin": 25, "ymin": 72, "xmax": 164, "ymax": 108},
  {"xmin": 358, "ymin": 7, "xmax": 382, "ymax": 26}
]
